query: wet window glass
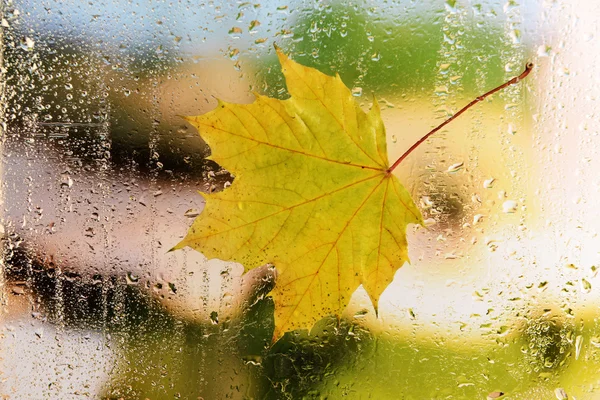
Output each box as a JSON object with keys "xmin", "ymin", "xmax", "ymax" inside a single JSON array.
[{"xmin": 1, "ymin": 0, "xmax": 598, "ymax": 398}]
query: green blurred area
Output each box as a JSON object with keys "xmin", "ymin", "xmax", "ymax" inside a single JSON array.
[
  {"xmin": 255, "ymin": 3, "xmax": 517, "ymax": 99},
  {"xmin": 99, "ymin": 287, "xmax": 600, "ymax": 399}
]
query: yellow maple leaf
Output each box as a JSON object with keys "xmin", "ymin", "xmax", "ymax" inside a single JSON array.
[
  {"xmin": 174, "ymin": 48, "xmax": 422, "ymax": 340},
  {"xmin": 174, "ymin": 48, "xmax": 532, "ymax": 341}
]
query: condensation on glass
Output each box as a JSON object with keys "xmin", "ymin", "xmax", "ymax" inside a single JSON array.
[{"xmin": 1, "ymin": 0, "xmax": 599, "ymax": 398}]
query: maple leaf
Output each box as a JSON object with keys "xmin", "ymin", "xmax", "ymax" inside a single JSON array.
[
  {"xmin": 174, "ymin": 48, "xmax": 421, "ymax": 340},
  {"xmin": 174, "ymin": 48, "xmax": 533, "ymax": 341}
]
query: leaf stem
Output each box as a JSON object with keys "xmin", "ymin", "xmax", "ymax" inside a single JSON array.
[{"xmin": 387, "ymin": 62, "xmax": 534, "ymax": 174}]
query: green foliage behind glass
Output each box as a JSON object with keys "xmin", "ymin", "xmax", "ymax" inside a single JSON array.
[{"xmin": 255, "ymin": 3, "xmax": 518, "ymax": 98}]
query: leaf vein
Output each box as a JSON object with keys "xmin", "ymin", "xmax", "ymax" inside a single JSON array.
[
  {"xmin": 200, "ymin": 173, "xmax": 382, "ymax": 240},
  {"xmin": 276, "ymin": 175, "xmax": 387, "ymax": 333},
  {"xmin": 285, "ymin": 61, "xmax": 383, "ymax": 167},
  {"xmin": 200, "ymin": 121, "xmax": 382, "ymax": 171}
]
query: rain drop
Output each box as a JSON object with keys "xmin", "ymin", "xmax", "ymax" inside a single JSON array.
[
  {"xmin": 537, "ymin": 45, "xmax": 551, "ymax": 57},
  {"xmin": 20, "ymin": 36, "xmax": 35, "ymax": 51},
  {"xmin": 483, "ymin": 178, "xmax": 495, "ymax": 188},
  {"xmin": 502, "ymin": 200, "xmax": 518, "ymax": 213},
  {"xmin": 126, "ymin": 272, "xmax": 140, "ymax": 285},
  {"xmin": 575, "ymin": 335, "xmax": 583, "ymax": 360},
  {"xmin": 447, "ymin": 162, "xmax": 464, "ymax": 173},
  {"xmin": 581, "ymin": 278, "xmax": 592, "ymax": 293},
  {"xmin": 184, "ymin": 209, "xmax": 200, "ymax": 218},
  {"xmin": 554, "ymin": 388, "xmax": 568, "ymax": 400}
]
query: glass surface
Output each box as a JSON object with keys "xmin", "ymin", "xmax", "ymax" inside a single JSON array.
[{"xmin": 1, "ymin": 0, "xmax": 599, "ymax": 398}]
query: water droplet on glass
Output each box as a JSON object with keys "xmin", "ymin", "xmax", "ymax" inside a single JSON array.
[
  {"xmin": 408, "ymin": 308, "xmax": 416, "ymax": 319},
  {"xmin": 351, "ymin": 87, "xmax": 362, "ymax": 97},
  {"xmin": 581, "ymin": 278, "xmax": 592, "ymax": 293},
  {"xmin": 20, "ymin": 36, "xmax": 35, "ymax": 51},
  {"xmin": 509, "ymin": 29, "xmax": 521, "ymax": 44},
  {"xmin": 507, "ymin": 123, "xmax": 516, "ymax": 135},
  {"xmin": 447, "ymin": 162, "xmax": 464, "ymax": 173},
  {"xmin": 483, "ymin": 178, "xmax": 495, "ymax": 189},
  {"xmin": 502, "ymin": 200, "xmax": 518, "ymax": 213},
  {"xmin": 575, "ymin": 335, "xmax": 583, "ymax": 360},
  {"xmin": 249, "ymin": 20, "xmax": 260, "ymax": 31},
  {"xmin": 210, "ymin": 311, "xmax": 219, "ymax": 325},
  {"xmin": 449, "ymin": 75, "xmax": 461, "ymax": 85},
  {"xmin": 126, "ymin": 272, "xmax": 140, "ymax": 285},
  {"xmin": 537, "ymin": 45, "xmax": 551, "ymax": 57},
  {"xmin": 442, "ymin": 33, "xmax": 455, "ymax": 45},
  {"xmin": 554, "ymin": 388, "xmax": 568, "ymax": 400},
  {"xmin": 424, "ymin": 218, "xmax": 436, "ymax": 227},
  {"xmin": 420, "ymin": 196, "xmax": 433, "ymax": 209},
  {"xmin": 228, "ymin": 48, "xmax": 240, "ymax": 60},
  {"xmin": 11, "ymin": 286, "xmax": 25, "ymax": 295},
  {"xmin": 228, "ymin": 27, "xmax": 243, "ymax": 37},
  {"xmin": 184, "ymin": 209, "xmax": 200, "ymax": 218},
  {"xmin": 354, "ymin": 309, "xmax": 368, "ymax": 318},
  {"xmin": 434, "ymin": 85, "xmax": 449, "ymax": 96},
  {"xmin": 60, "ymin": 174, "xmax": 73, "ymax": 188}
]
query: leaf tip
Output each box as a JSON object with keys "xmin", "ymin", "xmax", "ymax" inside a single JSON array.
[
  {"xmin": 370, "ymin": 96, "xmax": 380, "ymax": 113},
  {"xmin": 270, "ymin": 325, "xmax": 288, "ymax": 345},
  {"xmin": 169, "ymin": 240, "xmax": 186, "ymax": 253},
  {"xmin": 275, "ymin": 45, "xmax": 289, "ymax": 66},
  {"xmin": 216, "ymin": 98, "xmax": 228, "ymax": 108},
  {"xmin": 178, "ymin": 114, "xmax": 194, "ymax": 122},
  {"xmin": 416, "ymin": 213, "xmax": 426, "ymax": 229},
  {"xmin": 270, "ymin": 333, "xmax": 280, "ymax": 346},
  {"xmin": 368, "ymin": 293, "xmax": 381, "ymax": 316}
]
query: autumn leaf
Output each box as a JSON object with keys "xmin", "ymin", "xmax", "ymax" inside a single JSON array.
[
  {"xmin": 174, "ymin": 48, "xmax": 532, "ymax": 341},
  {"xmin": 173, "ymin": 48, "xmax": 421, "ymax": 340}
]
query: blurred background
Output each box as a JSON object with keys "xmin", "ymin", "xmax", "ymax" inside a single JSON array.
[{"xmin": 1, "ymin": 0, "xmax": 600, "ymax": 398}]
